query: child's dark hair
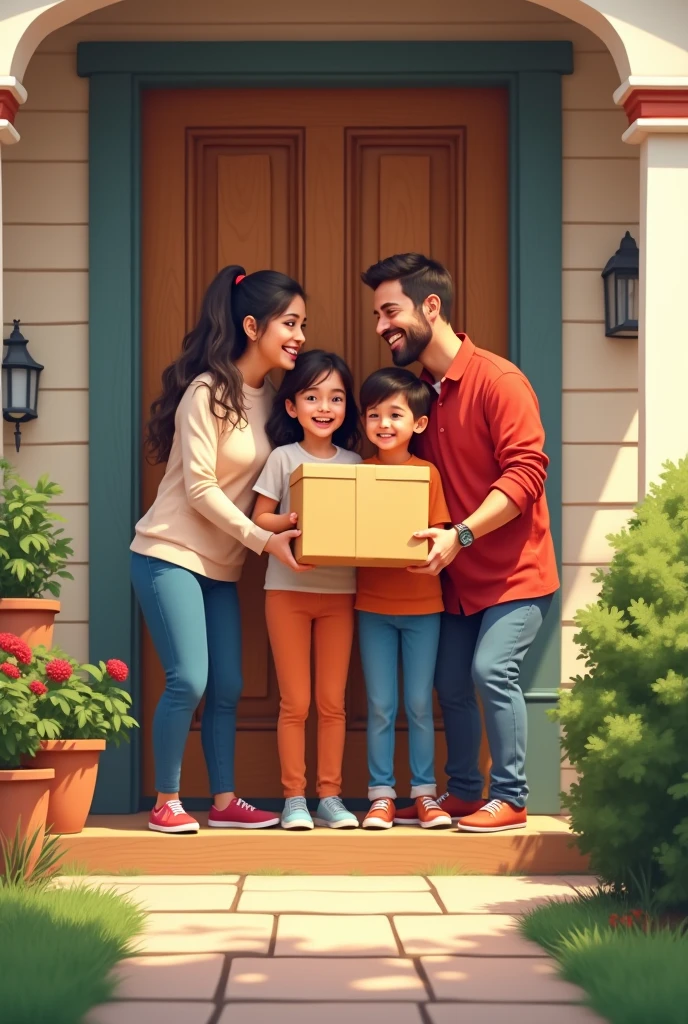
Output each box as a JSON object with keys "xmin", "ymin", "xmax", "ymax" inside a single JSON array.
[
  {"xmin": 360, "ymin": 367, "xmax": 435, "ymax": 420},
  {"xmin": 266, "ymin": 349, "xmax": 360, "ymax": 451}
]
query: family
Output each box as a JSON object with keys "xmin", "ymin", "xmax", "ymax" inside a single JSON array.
[{"xmin": 129, "ymin": 253, "xmax": 559, "ymax": 836}]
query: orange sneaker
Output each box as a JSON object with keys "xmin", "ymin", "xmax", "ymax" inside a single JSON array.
[
  {"xmin": 395, "ymin": 792, "xmax": 486, "ymax": 824},
  {"xmin": 362, "ymin": 798, "xmax": 395, "ymax": 830},
  {"xmin": 456, "ymin": 798, "xmax": 527, "ymax": 833},
  {"xmin": 415, "ymin": 796, "xmax": 453, "ymax": 829}
]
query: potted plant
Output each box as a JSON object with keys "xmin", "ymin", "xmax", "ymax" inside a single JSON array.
[
  {"xmin": 22, "ymin": 648, "xmax": 138, "ymax": 834},
  {"xmin": 0, "ymin": 459, "xmax": 74, "ymax": 647},
  {"xmin": 0, "ymin": 632, "xmax": 56, "ymax": 874}
]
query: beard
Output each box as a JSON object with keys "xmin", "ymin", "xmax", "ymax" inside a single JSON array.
[{"xmin": 389, "ymin": 313, "xmax": 432, "ymax": 367}]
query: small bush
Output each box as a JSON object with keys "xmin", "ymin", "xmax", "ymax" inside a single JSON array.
[{"xmin": 555, "ymin": 458, "xmax": 688, "ymax": 904}]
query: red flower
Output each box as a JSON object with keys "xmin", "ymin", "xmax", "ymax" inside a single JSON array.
[
  {"xmin": 0, "ymin": 661, "xmax": 21, "ymax": 679},
  {"xmin": 105, "ymin": 658, "xmax": 129, "ymax": 683},
  {"xmin": 632, "ymin": 909, "xmax": 644, "ymax": 920},
  {"xmin": 620, "ymin": 915, "xmax": 634, "ymax": 928},
  {"xmin": 609, "ymin": 914, "xmax": 619, "ymax": 928},
  {"xmin": 29, "ymin": 680, "xmax": 48, "ymax": 696},
  {"xmin": 0, "ymin": 632, "xmax": 32, "ymax": 665},
  {"xmin": 45, "ymin": 658, "xmax": 73, "ymax": 683}
]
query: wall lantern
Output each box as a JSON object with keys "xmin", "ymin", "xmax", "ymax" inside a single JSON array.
[
  {"xmin": 2, "ymin": 320, "xmax": 44, "ymax": 451},
  {"xmin": 601, "ymin": 231, "xmax": 639, "ymax": 338}
]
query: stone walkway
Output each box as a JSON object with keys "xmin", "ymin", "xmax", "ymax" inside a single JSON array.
[{"xmin": 53, "ymin": 874, "xmax": 605, "ymax": 1023}]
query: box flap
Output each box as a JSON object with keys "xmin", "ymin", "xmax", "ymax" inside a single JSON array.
[
  {"xmin": 357, "ymin": 464, "xmax": 430, "ymax": 483},
  {"xmin": 290, "ymin": 462, "xmax": 357, "ymax": 486}
]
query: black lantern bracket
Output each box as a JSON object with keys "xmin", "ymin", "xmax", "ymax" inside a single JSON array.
[
  {"xmin": 601, "ymin": 231, "xmax": 639, "ymax": 339},
  {"xmin": 2, "ymin": 319, "xmax": 44, "ymax": 451}
]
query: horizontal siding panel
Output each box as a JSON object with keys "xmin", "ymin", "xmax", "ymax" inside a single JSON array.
[
  {"xmin": 3, "ymin": 163, "xmax": 88, "ymax": 224},
  {"xmin": 80, "ymin": 0, "xmax": 567, "ymax": 25},
  {"xmin": 563, "ymin": 445, "xmax": 638, "ymax": 504},
  {"xmin": 51, "ymin": 503, "xmax": 89, "ymax": 564},
  {"xmin": 52, "ymin": 622, "xmax": 90, "ymax": 661},
  {"xmin": 2, "ymin": 324, "xmax": 89, "ymax": 390},
  {"xmin": 2, "ymin": 390, "xmax": 88, "ymax": 446},
  {"xmin": 560, "ymin": 767, "xmax": 579, "ymax": 796},
  {"xmin": 563, "ymin": 564, "xmax": 603, "ymax": 621},
  {"xmin": 4, "ymin": 270, "xmax": 88, "ymax": 324},
  {"xmin": 563, "ymin": 223, "xmax": 639, "ymax": 270},
  {"xmin": 563, "ymin": 392, "xmax": 638, "ymax": 444},
  {"xmin": 563, "ymin": 506, "xmax": 633, "ymax": 564},
  {"xmin": 7, "ymin": 444, "xmax": 89, "ymax": 504},
  {"xmin": 6, "ymin": 113, "xmax": 88, "ymax": 163},
  {"xmin": 563, "ymin": 324, "xmax": 637, "ymax": 390},
  {"xmin": 562, "ymin": 624, "xmax": 587, "ymax": 682},
  {"xmin": 563, "ymin": 158, "xmax": 639, "ymax": 224},
  {"xmin": 42, "ymin": 21, "xmax": 606, "ymax": 49},
  {"xmin": 562, "ymin": 269, "xmax": 604, "ymax": 322},
  {"xmin": 3, "ymin": 225, "xmax": 88, "ymax": 270},
  {"xmin": 561, "ymin": 52, "xmax": 621, "ymax": 110},
  {"xmin": 563, "ymin": 111, "xmax": 633, "ymax": 159},
  {"xmin": 55, "ymin": 562, "xmax": 88, "ymax": 622},
  {"xmin": 22, "ymin": 54, "xmax": 88, "ymax": 112}
]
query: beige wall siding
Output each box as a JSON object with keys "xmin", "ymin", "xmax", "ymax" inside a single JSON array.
[{"xmin": 2, "ymin": 0, "xmax": 640, "ymax": 796}]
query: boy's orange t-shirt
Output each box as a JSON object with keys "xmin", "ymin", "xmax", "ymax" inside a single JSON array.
[{"xmin": 355, "ymin": 455, "xmax": 451, "ymax": 616}]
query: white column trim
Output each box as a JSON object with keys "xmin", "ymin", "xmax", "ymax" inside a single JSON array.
[
  {"xmin": 623, "ymin": 118, "xmax": 688, "ymax": 144},
  {"xmin": 0, "ymin": 120, "xmax": 20, "ymax": 145},
  {"xmin": 614, "ymin": 77, "xmax": 688, "ymax": 107}
]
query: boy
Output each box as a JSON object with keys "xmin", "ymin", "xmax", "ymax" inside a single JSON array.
[{"xmin": 358, "ymin": 367, "xmax": 453, "ymax": 829}]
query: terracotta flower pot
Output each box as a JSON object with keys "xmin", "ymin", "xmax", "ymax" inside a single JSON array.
[
  {"xmin": 0, "ymin": 766, "xmax": 55, "ymax": 876},
  {"xmin": 29, "ymin": 740, "xmax": 106, "ymax": 834},
  {"xmin": 0, "ymin": 598, "xmax": 61, "ymax": 649}
]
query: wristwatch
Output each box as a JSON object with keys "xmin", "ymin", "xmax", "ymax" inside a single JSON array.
[{"xmin": 454, "ymin": 523, "xmax": 474, "ymax": 548}]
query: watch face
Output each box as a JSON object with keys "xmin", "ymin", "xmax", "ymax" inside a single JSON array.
[{"xmin": 457, "ymin": 524, "xmax": 473, "ymax": 546}]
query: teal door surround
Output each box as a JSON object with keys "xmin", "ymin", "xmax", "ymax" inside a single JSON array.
[{"xmin": 78, "ymin": 40, "xmax": 572, "ymax": 814}]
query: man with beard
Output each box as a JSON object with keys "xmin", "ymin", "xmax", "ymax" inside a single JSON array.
[{"xmin": 360, "ymin": 253, "xmax": 559, "ymax": 833}]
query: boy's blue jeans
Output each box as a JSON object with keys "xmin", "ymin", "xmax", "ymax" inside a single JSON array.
[
  {"xmin": 358, "ymin": 610, "xmax": 441, "ymax": 800},
  {"xmin": 130, "ymin": 553, "xmax": 243, "ymax": 795}
]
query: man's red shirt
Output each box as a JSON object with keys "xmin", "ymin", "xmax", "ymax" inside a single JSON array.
[{"xmin": 414, "ymin": 335, "xmax": 559, "ymax": 615}]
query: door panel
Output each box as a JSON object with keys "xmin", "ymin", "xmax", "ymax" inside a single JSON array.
[{"xmin": 141, "ymin": 87, "xmax": 508, "ymax": 799}]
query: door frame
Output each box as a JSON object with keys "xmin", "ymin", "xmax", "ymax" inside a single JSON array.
[{"xmin": 78, "ymin": 40, "xmax": 573, "ymax": 814}]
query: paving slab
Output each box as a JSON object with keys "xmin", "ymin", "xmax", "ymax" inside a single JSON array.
[
  {"xmin": 225, "ymin": 957, "xmax": 426, "ymax": 1001},
  {"xmin": 218, "ymin": 1004, "xmax": 425, "ymax": 1024},
  {"xmin": 109, "ymin": 954, "xmax": 224, "ymax": 999},
  {"xmin": 85, "ymin": 1003, "xmax": 214, "ymax": 1024},
  {"xmin": 139, "ymin": 912, "xmax": 273, "ymax": 954},
  {"xmin": 430, "ymin": 875, "xmax": 576, "ymax": 913},
  {"xmin": 275, "ymin": 915, "xmax": 398, "ymax": 956},
  {"xmin": 393, "ymin": 914, "xmax": 548, "ymax": 956},
  {"xmin": 86, "ymin": 883, "xmax": 237, "ymax": 912},
  {"xmin": 422, "ymin": 955, "xmax": 587, "ymax": 1002},
  {"xmin": 427, "ymin": 1004, "xmax": 605, "ymax": 1023},
  {"xmin": 242, "ymin": 875, "xmax": 429, "ymax": 891},
  {"xmin": 560, "ymin": 876, "xmax": 600, "ymax": 891},
  {"xmin": 237, "ymin": 890, "xmax": 441, "ymax": 914}
]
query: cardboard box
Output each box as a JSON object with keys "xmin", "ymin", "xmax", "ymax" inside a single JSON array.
[{"xmin": 290, "ymin": 463, "xmax": 430, "ymax": 567}]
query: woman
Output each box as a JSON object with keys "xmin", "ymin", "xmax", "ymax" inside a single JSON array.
[{"xmin": 130, "ymin": 264, "xmax": 308, "ymax": 833}]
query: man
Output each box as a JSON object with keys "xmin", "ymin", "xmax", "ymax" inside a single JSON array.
[{"xmin": 361, "ymin": 253, "xmax": 559, "ymax": 833}]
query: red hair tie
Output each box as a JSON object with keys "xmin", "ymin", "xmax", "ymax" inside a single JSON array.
[{"xmin": 235, "ymin": 274, "xmax": 246, "ymax": 285}]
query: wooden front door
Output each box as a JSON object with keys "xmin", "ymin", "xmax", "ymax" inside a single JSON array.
[{"xmin": 141, "ymin": 87, "xmax": 508, "ymax": 800}]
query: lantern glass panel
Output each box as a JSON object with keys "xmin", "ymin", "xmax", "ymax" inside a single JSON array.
[
  {"xmin": 11, "ymin": 366, "xmax": 28, "ymax": 409},
  {"xmin": 28, "ymin": 368, "xmax": 39, "ymax": 411},
  {"xmin": 605, "ymin": 273, "xmax": 615, "ymax": 332}
]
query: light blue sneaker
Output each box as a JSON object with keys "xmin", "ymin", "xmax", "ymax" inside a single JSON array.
[
  {"xmin": 281, "ymin": 797, "xmax": 314, "ymax": 831},
  {"xmin": 314, "ymin": 796, "xmax": 359, "ymax": 829}
]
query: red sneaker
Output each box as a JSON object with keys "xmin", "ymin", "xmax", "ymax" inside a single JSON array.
[
  {"xmin": 208, "ymin": 797, "xmax": 280, "ymax": 829},
  {"xmin": 149, "ymin": 800, "xmax": 199, "ymax": 834},
  {"xmin": 456, "ymin": 798, "xmax": 527, "ymax": 833},
  {"xmin": 394, "ymin": 792, "xmax": 486, "ymax": 824}
]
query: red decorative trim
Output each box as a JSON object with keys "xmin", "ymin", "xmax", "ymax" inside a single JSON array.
[
  {"xmin": 624, "ymin": 88, "xmax": 688, "ymax": 125},
  {"xmin": 0, "ymin": 90, "xmax": 19, "ymax": 124}
]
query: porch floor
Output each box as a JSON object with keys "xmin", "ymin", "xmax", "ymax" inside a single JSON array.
[{"xmin": 56, "ymin": 813, "xmax": 587, "ymax": 876}]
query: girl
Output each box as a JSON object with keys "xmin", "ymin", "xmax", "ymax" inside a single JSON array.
[
  {"xmin": 252, "ymin": 350, "xmax": 361, "ymax": 830},
  {"xmin": 130, "ymin": 264, "xmax": 309, "ymax": 834}
]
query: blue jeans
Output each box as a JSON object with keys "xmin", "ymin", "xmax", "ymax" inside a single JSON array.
[
  {"xmin": 358, "ymin": 611, "xmax": 441, "ymax": 799},
  {"xmin": 434, "ymin": 595, "xmax": 554, "ymax": 809},
  {"xmin": 130, "ymin": 553, "xmax": 243, "ymax": 795}
]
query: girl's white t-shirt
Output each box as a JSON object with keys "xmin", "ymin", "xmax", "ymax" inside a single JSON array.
[{"xmin": 253, "ymin": 442, "xmax": 361, "ymax": 593}]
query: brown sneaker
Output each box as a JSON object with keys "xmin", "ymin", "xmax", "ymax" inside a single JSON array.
[
  {"xmin": 456, "ymin": 798, "xmax": 527, "ymax": 833},
  {"xmin": 362, "ymin": 798, "xmax": 395, "ymax": 830},
  {"xmin": 395, "ymin": 792, "xmax": 486, "ymax": 824},
  {"xmin": 415, "ymin": 796, "xmax": 453, "ymax": 829}
]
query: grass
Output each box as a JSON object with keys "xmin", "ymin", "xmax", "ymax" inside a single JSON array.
[
  {"xmin": 58, "ymin": 864, "xmax": 146, "ymax": 877},
  {"xmin": 0, "ymin": 883, "xmax": 146, "ymax": 1024},
  {"xmin": 521, "ymin": 888, "xmax": 688, "ymax": 1024},
  {"xmin": 413, "ymin": 863, "xmax": 478, "ymax": 876}
]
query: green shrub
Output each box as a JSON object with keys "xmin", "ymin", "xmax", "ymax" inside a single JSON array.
[{"xmin": 555, "ymin": 457, "xmax": 688, "ymax": 905}]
